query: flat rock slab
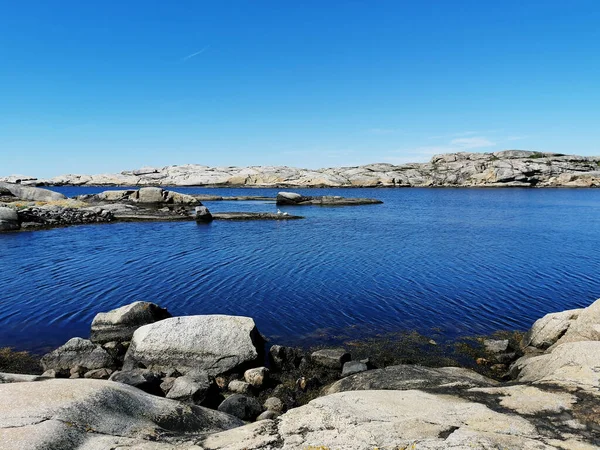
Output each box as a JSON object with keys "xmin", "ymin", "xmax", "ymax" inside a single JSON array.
[
  {"xmin": 325, "ymin": 364, "xmax": 497, "ymax": 394},
  {"xmin": 0, "ymin": 378, "xmax": 242, "ymax": 450},
  {"xmin": 212, "ymin": 212, "xmax": 303, "ymax": 221},
  {"xmin": 202, "ymin": 390, "xmax": 560, "ymax": 449},
  {"xmin": 276, "ymin": 191, "xmax": 382, "ymax": 206},
  {"xmin": 123, "ymin": 315, "xmax": 263, "ymax": 376}
]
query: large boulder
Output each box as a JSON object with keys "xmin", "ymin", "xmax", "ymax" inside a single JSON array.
[
  {"xmin": 0, "ymin": 378, "xmax": 243, "ymax": 449},
  {"xmin": 325, "ymin": 365, "xmax": 497, "ymax": 395},
  {"xmin": 202, "ymin": 390, "xmax": 563, "ymax": 449},
  {"xmin": 0, "ymin": 207, "xmax": 19, "ymax": 231},
  {"xmin": 276, "ymin": 191, "xmax": 307, "ymax": 205},
  {"xmin": 521, "ymin": 308, "xmax": 583, "ymax": 350},
  {"xmin": 135, "ymin": 187, "xmax": 166, "ymax": 203},
  {"xmin": 123, "ymin": 315, "xmax": 263, "ymax": 376},
  {"xmin": 90, "ymin": 301, "xmax": 172, "ymax": 345},
  {"xmin": 41, "ymin": 338, "xmax": 115, "ymax": 372},
  {"xmin": 549, "ymin": 298, "xmax": 600, "ymax": 347},
  {"xmin": 0, "ymin": 182, "xmax": 66, "ymax": 202}
]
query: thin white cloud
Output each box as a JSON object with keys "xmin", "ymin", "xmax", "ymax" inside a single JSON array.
[
  {"xmin": 181, "ymin": 45, "xmax": 210, "ymax": 62},
  {"xmin": 450, "ymin": 137, "xmax": 495, "ymax": 149}
]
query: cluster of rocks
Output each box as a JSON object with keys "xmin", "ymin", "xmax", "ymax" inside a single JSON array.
[
  {"xmin": 2, "ymin": 298, "xmax": 600, "ymax": 448},
  {"xmin": 36, "ymin": 301, "xmax": 367, "ymax": 425},
  {"xmin": 6, "ymin": 150, "xmax": 600, "ymax": 188}
]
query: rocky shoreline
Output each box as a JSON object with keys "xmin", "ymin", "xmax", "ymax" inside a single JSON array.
[
  {"xmin": 4, "ymin": 150, "xmax": 600, "ymax": 188},
  {"xmin": 1, "ymin": 298, "xmax": 600, "ymax": 448}
]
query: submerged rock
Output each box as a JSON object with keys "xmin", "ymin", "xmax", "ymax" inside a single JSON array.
[
  {"xmin": 90, "ymin": 301, "xmax": 172, "ymax": 345},
  {"xmin": 123, "ymin": 315, "xmax": 263, "ymax": 376}
]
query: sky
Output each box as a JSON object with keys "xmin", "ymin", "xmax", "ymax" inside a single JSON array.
[{"xmin": 1, "ymin": 1, "xmax": 599, "ymax": 177}]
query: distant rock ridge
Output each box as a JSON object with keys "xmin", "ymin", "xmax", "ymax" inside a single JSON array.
[{"xmin": 3, "ymin": 150, "xmax": 600, "ymax": 187}]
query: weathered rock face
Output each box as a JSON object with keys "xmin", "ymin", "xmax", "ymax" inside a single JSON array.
[
  {"xmin": 513, "ymin": 298, "xmax": 600, "ymax": 394},
  {"xmin": 202, "ymin": 389, "xmax": 581, "ymax": 449},
  {"xmin": 0, "ymin": 378, "xmax": 243, "ymax": 449},
  {"xmin": 325, "ymin": 364, "xmax": 497, "ymax": 394},
  {"xmin": 77, "ymin": 187, "xmax": 200, "ymax": 205},
  {"xmin": 10, "ymin": 203, "xmax": 114, "ymax": 230},
  {"xmin": 90, "ymin": 301, "xmax": 172, "ymax": 344},
  {"xmin": 0, "ymin": 182, "xmax": 66, "ymax": 201},
  {"xmin": 13, "ymin": 150, "xmax": 600, "ymax": 187},
  {"xmin": 123, "ymin": 315, "xmax": 263, "ymax": 376},
  {"xmin": 0, "ymin": 207, "xmax": 19, "ymax": 231},
  {"xmin": 40, "ymin": 337, "xmax": 115, "ymax": 372}
]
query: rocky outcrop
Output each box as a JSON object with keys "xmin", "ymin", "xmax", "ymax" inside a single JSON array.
[
  {"xmin": 123, "ymin": 315, "xmax": 264, "ymax": 376},
  {"xmin": 9, "ymin": 150, "xmax": 600, "ymax": 188},
  {"xmin": 513, "ymin": 298, "xmax": 600, "ymax": 395},
  {"xmin": 0, "ymin": 378, "xmax": 243, "ymax": 449},
  {"xmin": 0, "ymin": 182, "xmax": 66, "ymax": 201},
  {"xmin": 276, "ymin": 191, "xmax": 383, "ymax": 205},
  {"xmin": 90, "ymin": 301, "xmax": 172, "ymax": 344},
  {"xmin": 77, "ymin": 187, "xmax": 199, "ymax": 205}
]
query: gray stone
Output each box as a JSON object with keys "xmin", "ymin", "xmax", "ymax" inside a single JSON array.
[
  {"xmin": 217, "ymin": 394, "xmax": 263, "ymax": 421},
  {"xmin": 90, "ymin": 301, "xmax": 172, "ymax": 345},
  {"xmin": 123, "ymin": 315, "xmax": 263, "ymax": 377},
  {"xmin": 83, "ymin": 368, "xmax": 113, "ymax": 379},
  {"xmin": 166, "ymin": 373, "xmax": 211, "ymax": 404},
  {"xmin": 275, "ymin": 191, "xmax": 304, "ymax": 205},
  {"xmin": 483, "ymin": 339, "xmax": 509, "ymax": 354},
  {"xmin": 0, "ymin": 378, "xmax": 243, "ymax": 449},
  {"xmin": 244, "ymin": 367, "xmax": 268, "ymax": 388},
  {"xmin": 228, "ymin": 380, "xmax": 251, "ymax": 394},
  {"xmin": 521, "ymin": 308, "xmax": 582, "ymax": 350},
  {"xmin": 550, "ymin": 298, "xmax": 600, "ymax": 347},
  {"xmin": 136, "ymin": 186, "xmax": 165, "ymax": 203},
  {"xmin": 195, "ymin": 205, "xmax": 213, "ymax": 222},
  {"xmin": 159, "ymin": 376, "xmax": 177, "ymax": 395},
  {"xmin": 256, "ymin": 410, "xmax": 280, "ymax": 421},
  {"xmin": 41, "ymin": 369, "xmax": 58, "ymax": 378},
  {"xmin": 0, "ymin": 182, "xmax": 66, "ymax": 202},
  {"xmin": 268, "ymin": 345, "xmax": 303, "ymax": 371},
  {"xmin": 0, "ymin": 207, "xmax": 19, "ymax": 231},
  {"xmin": 41, "ymin": 338, "xmax": 115, "ymax": 372},
  {"xmin": 326, "ymin": 364, "xmax": 497, "ymax": 395},
  {"xmin": 109, "ymin": 369, "xmax": 163, "ymax": 396},
  {"xmin": 341, "ymin": 361, "xmax": 368, "ymax": 377},
  {"xmin": 263, "ymin": 397, "xmax": 284, "ymax": 413},
  {"xmin": 311, "ymin": 348, "xmax": 351, "ymax": 370}
]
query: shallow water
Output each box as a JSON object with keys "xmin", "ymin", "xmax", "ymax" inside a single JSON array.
[{"xmin": 1, "ymin": 187, "xmax": 599, "ymax": 352}]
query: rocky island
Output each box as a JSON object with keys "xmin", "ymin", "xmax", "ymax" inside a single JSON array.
[
  {"xmin": 1, "ymin": 297, "xmax": 600, "ymax": 449},
  {"xmin": 4, "ymin": 150, "xmax": 600, "ymax": 188}
]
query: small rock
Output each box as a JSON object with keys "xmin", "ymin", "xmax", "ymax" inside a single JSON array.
[
  {"xmin": 428, "ymin": 339, "xmax": 437, "ymax": 346},
  {"xmin": 195, "ymin": 206, "xmax": 213, "ymax": 223},
  {"xmin": 228, "ymin": 380, "xmax": 252, "ymax": 394},
  {"xmin": 109, "ymin": 369, "xmax": 163, "ymax": 396},
  {"xmin": 244, "ymin": 367, "xmax": 269, "ymax": 388},
  {"xmin": 84, "ymin": 368, "xmax": 113, "ymax": 379},
  {"xmin": 217, "ymin": 394, "xmax": 263, "ymax": 421},
  {"xmin": 295, "ymin": 377, "xmax": 307, "ymax": 391},
  {"xmin": 269, "ymin": 345, "xmax": 303, "ymax": 372},
  {"xmin": 41, "ymin": 369, "xmax": 58, "ymax": 378},
  {"xmin": 166, "ymin": 374, "xmax": 211, "ymax": 404},
  {"xmin": 484, "ymin": 339, "xmax": 510, "ymax": 354},
  {"xmin": 160, "ymin": 377, "xmax": 177, "ymax": 395},
  {"xmin": 311, "ymin": 348, "xmax": 351, "ymax": 370},
  {"xmin": 264, "ymin": 397, "xmax": 285, "ymax": 413},
  {"xmin": 70, "ymin": 365, "xmax": 86, "ymax": 377},
  {"xmin": 495, "ymin": 352, "xmax": 517, "ymax": 364},
  {"xmin": 342, "ymin": 361, "xmax": 368, "ymax": 378},
  {"xmin": 215, "ymin": 376, "xmax": 227, "ymax": 389},
  {"xmin": 256, "ymin": 410, "xmax": 280, "ymax": 421}
]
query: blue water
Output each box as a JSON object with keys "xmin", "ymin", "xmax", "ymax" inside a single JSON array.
[{"xmin": 1, "ymin": 187, "xmax": 599, "ymax": 353}]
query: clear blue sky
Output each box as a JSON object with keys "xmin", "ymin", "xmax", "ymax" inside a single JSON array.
[{"xmin": 1, "ymin": 1, "xmax": 599, "ymax": 177}]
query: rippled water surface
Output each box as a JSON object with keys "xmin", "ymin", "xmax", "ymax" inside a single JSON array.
[{"xmin": 1, "ymin": 187, "xmax": 599, "ymax": 352}]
